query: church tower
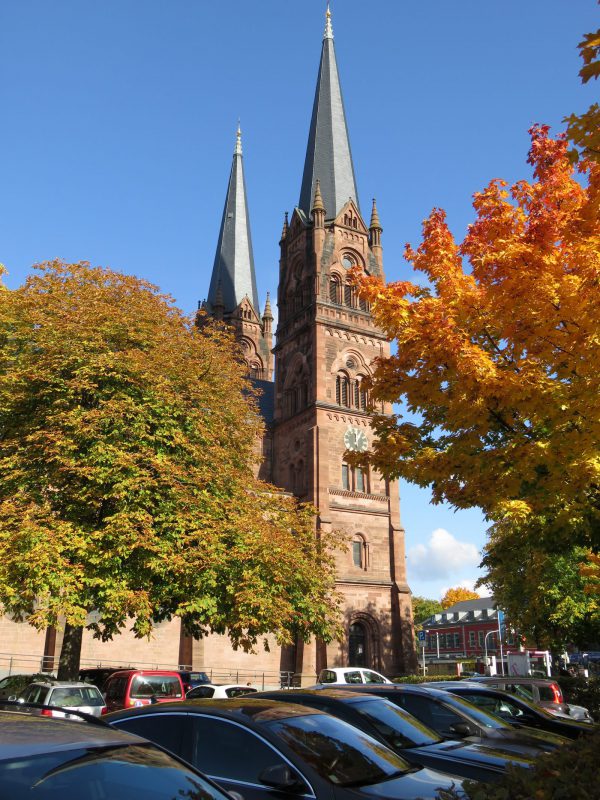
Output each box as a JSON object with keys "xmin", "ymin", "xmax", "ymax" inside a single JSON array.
[
  {"xmin": 273, "ymin": 7, "xmax": 415, "ymax": 677},
  {"xmin": 202, "ymin": 126, "xmax": 273, "ymax": 381}
]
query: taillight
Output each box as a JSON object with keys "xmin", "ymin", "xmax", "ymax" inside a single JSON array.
[
  {"xmin": 40, "ymin": 709, "xmax": 53, "ymax": 717},
  {"xmin": 100, "ymin": 706, "xmax": 108, "ymax": 715},
  {"xmin": 551, "ymin": 683, "xmax": 563, "ymax": 703}
]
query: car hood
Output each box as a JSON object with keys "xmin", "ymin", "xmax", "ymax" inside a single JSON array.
[
  {"xmin": 477, "ymin": 726, "xmax": 566, "ymax": 752},
  {"xmin": 337, "ymin": 766, "xmax": 465, "ymax": 800},
  {"xmin": 409, "ymin": 739, "xmax": 535, "ymax": 772}
]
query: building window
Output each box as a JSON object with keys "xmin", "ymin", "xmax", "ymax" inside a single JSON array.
[
  {"xmin": 336, "ymin": 373, "xmax": 350, "ymax": 407},
  {"xmin": 342, "ymin": 463, "xmax": 369, "ymax": 493},
  {"xmin": 330, "ymin": 275, "xmax": 341, "ymax": 304},
  {"xmin": 344, "ymin": 283, "xmax": 354, "ymax": 308},
  {"xmin": 478, "ymin": 631, "xmax": 485, "ymax": 649},
  {"xmin": 469, "ymin": 631, "xmax": 476, "ymax": 648},
  {"xmin": 342, "ymin": 463, "xmax": 350, "ymax": 490},
  {"xmin": 454, "ymin": 633, "xmax": 461, "ymax": 648}
]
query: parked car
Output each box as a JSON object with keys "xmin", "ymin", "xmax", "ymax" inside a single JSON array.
[
  {"xmin": 107, "ymin": 696, "xmax": 469, "ymax": 800},
  {"xmin": 317, "ymin": 666, "xmax": 392, "ymax": 684},
  {"xmin": 462, "ymin": 675, "xmax": 593, "ymax": 722},
  {"xmin": 176, "ymin": 670, "xmax": 211, "ymax": 693},
  {"xmin": 0, "ymin": 708, "xmax": 239, "ymax": 799},
  {"xmin": 257, "ymin": 688, "xmax": 539, "ymax": 783},
  {"xmin": 320, "ymin": 683, "xmax": 568, "ymax": 752},
  {"xmin": 428, "ymin": 681, "xmax": 596, "ymax": 740},
  {"xmin": 186, "ymin": 683, "xmax": 258, "ymax": 699},
  {"xmin": 14, "ymin": 679, "xmax": 106, "ymax": 719},
  {"xmin": 0, "ymin": 672, "xmax": 53, "ymax": 702},
  {"xmin": 78, "ymin": 666, "xmax": 132, "ymax": 693},
  {"xmin": 103, "ymin": 669, "xmax": 184, "ymax": 712}
]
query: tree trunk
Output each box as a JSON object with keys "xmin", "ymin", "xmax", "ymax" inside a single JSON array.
[{"xmin": 57, "ymin": 623, "xmax": 84, "ymax": 680}]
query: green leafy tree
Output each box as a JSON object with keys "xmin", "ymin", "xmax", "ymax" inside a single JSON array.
[
  {"xmin": 480, "ymin": 518, "xmax": 600, "ymax": 649},
  {"xmin": 412, "ymin": 596, "xmax": 442, "ymax": 625},
  {"xmin": 0, "ymin": 261, "xmax": 341, "ymax": 677}
]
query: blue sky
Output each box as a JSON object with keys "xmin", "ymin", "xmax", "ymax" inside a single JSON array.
[{"xmin": 1, "ymin": 1, "xmax": 597, "ymax": 600}]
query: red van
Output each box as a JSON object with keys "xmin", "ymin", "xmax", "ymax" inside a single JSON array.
[{"xmin": 103, "ymin": 670, "xmax": 184, "ymax": 713}]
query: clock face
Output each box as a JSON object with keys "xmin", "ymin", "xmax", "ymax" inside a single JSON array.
[{"xmin": 344, "ymin": 426, "xmax": 368, "ymax": 452}]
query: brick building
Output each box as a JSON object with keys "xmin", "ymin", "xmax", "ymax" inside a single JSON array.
[
  {"xmin": 421, "ymin": 597, "xmax": 510, "ymax": 665},
  {"xmin": 1, "ymin": 8, "xmax": 416, "ymax": 681}
]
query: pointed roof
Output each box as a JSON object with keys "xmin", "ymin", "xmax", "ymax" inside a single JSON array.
[
  {"xmin": 207, "ymin": 125, "xmax": 260, "ymax": 315},
  {"xmin": 298, "ymin": 6, "xmax": 359, "ymax": 220}
]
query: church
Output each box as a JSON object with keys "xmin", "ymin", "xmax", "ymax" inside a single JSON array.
[
  {"xmin": 196, "ymin": 7, "xmax": 416, "ymax": 679},
  {"xmin": 0, "ymin": 7, "xmax": 416, "ymax": 681}
]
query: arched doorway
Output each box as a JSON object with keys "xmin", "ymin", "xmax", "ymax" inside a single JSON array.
[{"xmin": 349, "ymin": 621, "xmax": 368, "ymax": 666}]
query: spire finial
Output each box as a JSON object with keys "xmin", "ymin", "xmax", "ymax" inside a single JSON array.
[
  {"xmin": 324, "ymin": 3, "xmax": 333, "ymax": 40},
  {"xmin": 234, "ymin": 120, "xmax": 242, "ymax": 156},
  {"xmin": 263, "ymin": 292, "xmax": 273, "ymax": 320},
  {"xmin": 280, "ymin": 211, "xmax": 289, "ymax": 240}
]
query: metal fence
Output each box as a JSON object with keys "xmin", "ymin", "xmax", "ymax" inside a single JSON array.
[{"xmin": 0, "ymin": 651, "xmax": 295, "ymax": 690}]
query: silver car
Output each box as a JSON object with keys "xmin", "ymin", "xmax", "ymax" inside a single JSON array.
[{"xmin": 16, "ymin": 680, "xmax": 105, "ymax": 719}]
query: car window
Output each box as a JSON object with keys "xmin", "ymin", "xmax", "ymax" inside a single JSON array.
[
  {"xmin": 396, "ymin": 694, "xmax": 464, "ymax": 737},
  {"xmin": 343, "ymin": 671, "xmax": 363, "ymax": 684},
  {"xmin": 190, "ymin": 672, "xmax": 210, "ymax": 684},
  {"xmin": 363, "ymin": 671, "xmax": 385, "ymax": 684},
  {"xmin": 22, "ymin": 685, "xmax": 49, "ymax": 704},
  {"xmin": 106, "ymin": 677, "xmax": 128, "ymax": 702},
  {"xmin": 537, "ymin": 686, "xmax": 556, "ymax": 702},
  {"xmin": 318, "ymin": 670, "xmax": 336, "ymax": 684},
  {"xmin": 187, "ymin": 686, "xmax": 215, "ymax": 699},
  {"xmin": 225, "ymin": 687, "xmax": 257, "ymax": 698},
  {"xmin": 0, "ymin": 743, "xmax": 230, "ymax": 800},
  {"xmin": 506, "ymin": 683, "xmax": 534, "ymax": 701},
  {"xmin": 443, "ymin": 693, "xmax": 507, "ymax": 728},
  {"xmin": 190, "ymin": 716, "xmax": 293, "ymax": 787},
  {"xmin": 113, "ymin": 713, "xmax": 186, "ymax": 755},
  {"xmin": 130, "ymin": 675, "xmax": 182, "ymax": 699}
]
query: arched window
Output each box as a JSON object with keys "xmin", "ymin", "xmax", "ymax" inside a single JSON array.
[
  {"xmin": 349, "ymin": 621, "xmax": 367, "ymax": 666},
  {"xmin": 351, "ymin": 534, "xmax": 367, "ymax": 569},
  {"xmin": 336, "ymin": 373, "xmax": 350, "ymax": 407},
  {"xmin": 341, "ymin": 462, "xmax": 369, "ymax": 494},
  {"xmin": 342, "ymin": 463, "xmax": 350, "ymax": 490},
  {"xmin": 329, "ymin": 274, "xmax": 341, "ymax": 304},
  {"xmin": 344, "ymin": 283, "xmax": 354, "ymax": 308}
]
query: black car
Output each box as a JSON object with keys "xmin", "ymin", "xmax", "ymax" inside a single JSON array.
[
  {"xmin": 427, "ymin": 681, "xmax": 596, "ymax": 740},
  {"xmin": 318, "ymin": 683, "xmax": 568, "ymax": 752},
  {"xmin": 78, "ymin": 666, "xmax": 132, "ymax": 693},
  {"xmin": 0, "ymin": 708, "xmax": 239, "ymax": 800},
  {"xmin": 108, "ymin": 697, "xmax": 468, "ymax": 800},
  {"xmin": 257, "ymin": 688, "xmax": 538, "ymax": 783}
]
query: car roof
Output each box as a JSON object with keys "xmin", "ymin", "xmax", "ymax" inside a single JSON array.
[
  {"xmin": 28, "ymin": 680, "xmax": 101, "ymax": 690},
  {"xmin": 107, "ymin": 696, "xmax": 330, "ymax": 725},
  {"xmin": 0, "ymin": 711, "xmax": 143, "ymax": 759},
  {"xmin": 311, "ymin": 683, "xmax": 452, "ymax": 699},
  {"xmin": 107, "ymin": 670, "xmax": 181, "ymax": 678},
  {"xmin": 467, "ymin": 676, "xmax": 556, "ymax": 684}
]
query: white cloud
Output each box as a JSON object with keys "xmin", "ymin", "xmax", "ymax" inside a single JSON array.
[{"xmin": 407, "ymin": 528, "xmax": 480, "ymax": 582}]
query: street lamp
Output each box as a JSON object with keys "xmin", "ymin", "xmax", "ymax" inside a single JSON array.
[{"xmin": 484, "ymin": 630, "xmax": 496, "ymax": 674}]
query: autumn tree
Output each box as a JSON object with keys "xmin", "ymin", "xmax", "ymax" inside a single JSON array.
[
  {"xmin": 0, "ymin": 261, "xmax": 341, "ymax": 678},
  {"xmin": 565, "ymin": 27, "xmax": 600, "ymax": 162},
  {"xmin": 441, "ymin": 588, "xmax": 480, "ymax": 610},
  {"xmin": 412, "ymin": 596, "xmax": 443, "ymax": 625},
  {"xmin": 354, "ymin": 126, "xmax": 600, "ymax": 547}
]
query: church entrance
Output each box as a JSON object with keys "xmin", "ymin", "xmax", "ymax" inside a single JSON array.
[{"xmin": 348, "ymin": 621, "xmax": 368, "ymax": 666}]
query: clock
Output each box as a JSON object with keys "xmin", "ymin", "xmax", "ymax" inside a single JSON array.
[{"xmin": 344, "ymin": 426, "xmax": 368, "ymax": 452}]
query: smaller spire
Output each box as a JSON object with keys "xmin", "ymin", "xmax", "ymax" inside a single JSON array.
[
  {"xmin": 280, "ymin": 211, "xmax": 289, "ymax": 240},
  {"xmin": 263, "ymin": 292, "xmax": 273, "ymax": 320},
  {"xmin": 369, "ymin": 198, "xmax": 382, "ymax": 230},
  {"xmin": 312, "ymin": 179, "xmax": 325, "ymax": 213},
  {"xmin": 323, "ymin": 3, "xmax": 333, "ymax": 40},
  {"xmin": 234, "ymin": 121, "xmax": 242, "ymax": 156}
]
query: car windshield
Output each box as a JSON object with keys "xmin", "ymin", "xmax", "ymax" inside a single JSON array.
[
  {"xmin": 438, "ymin": 692, "xmax": 511, "ymax": 729},
  {"xmin": 0, "ymin": 743, "xmax": 228, "ymax": 800},
  {"xmin": 352, "ymin": 698, "xmax": 443, "ymax": 747},
  {"xmin": 266, "ymin": 713, "xmax": 412, "ymax": 787},
  {"xmin": 50, "ymin": 687, "xmax": 104, "ymax": 707}
]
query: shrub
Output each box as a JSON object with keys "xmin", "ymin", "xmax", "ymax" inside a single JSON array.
[
  {"xmin": 438, "ymin": 727, "xmax": 600, "ymax": 800},
  {"xmin": 557, "ymin": 676, "xmax": 600, "ymax": 721}
]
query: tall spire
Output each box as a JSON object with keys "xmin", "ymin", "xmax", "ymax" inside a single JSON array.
[
  {"xmin": 298, "ymin": 5, "xmax": 359, "ymax": 220},
  {"xmin": 207, "ymin": 124, "xmax": 260, "ymax": 315}
]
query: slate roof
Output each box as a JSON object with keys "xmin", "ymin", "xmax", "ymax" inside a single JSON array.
[
  {"xmin": 207, "ymin": 128, "xmax": 260, "ymax": 315},
  {"xmin": 251, "ymin": 378, "xmax": 275, "ymax": 426},
  {"xmin": 298, "ymin": 8, "xmax": 359, "ymax": 220}
]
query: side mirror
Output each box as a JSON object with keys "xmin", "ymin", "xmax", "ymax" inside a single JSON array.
[
  {"xmin": 449, "ymin": 722, "xmax": 474, "ymax": 737},
  {"xmin": 259, "ymin": 764, "xmax": 305, "ymax": 792}
]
